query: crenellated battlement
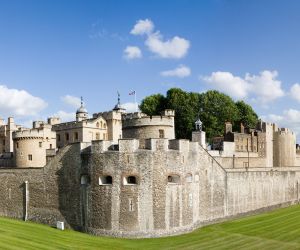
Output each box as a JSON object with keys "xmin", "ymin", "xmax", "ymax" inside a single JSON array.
[
  {"xmin": 91, "ymin": 138, "xmax": 199, "ymax": 153},
  {"xmin": 13, "ymin": 129, "xmax": 45, "ymax": 140}
]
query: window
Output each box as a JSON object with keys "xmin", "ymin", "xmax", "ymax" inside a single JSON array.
[
  {"xmin": 96, "ymin": 133, "xmax": 100, "ymax": 140},
  {"xmin": 74, "ymin": 132, "xmax": 79, "ymax": 140},
  {"xmin": 65, "ymin": 133, "xmax": 69, "ymax": 141},
  {"xmin": 129, "ymin": 198, "xmax": 134, "ymax": 211},
  {"xmin": 195, "ymin": 174, "xmax": 200, "ymax": 182},
  {"xmin": 123, "ymin": 176, "xmax": 138, "ymax": 185},
  {"xmin": 81, "ymin": 175, "xmax": 90, "ymax": 185},
  {"xmin": 103, "ymin": 123, "xmax": 106, "ymax": 129},
  {"xmin": 186, "ymin": 174, "xmax": 192, "ymax": 183},
  {"xmin": 57, "ymin": 134, "xmax": 61, "ymax": 142},
  {"xmin": 39, "ymin": 142, "xmax": 42, "ymax": 148},
  {"xmin": 16, "ymin": 142, "xmax": 19, "ymax": 148},
  {"xmin": 159, "ymin": 129, "xmax": 164, "ymax": 138},
  {"xmin": 96, "ymin": 122, "xmax": 100, "ymax": 128},
  {"xmin": 28, "ymin": 154, "xmax": 32, "ymax": 161},
  {"xmin": 167, "ymin": 174, "xmax": 180, "ymax": 184},
  {"xmin": 99, "ymin": 175, "xmax": 113, "ymax": 185},
  {"xmin": 50, "ymin": 144, "xmax": 52, "ymax": 149},
  {"xmin": 2, "ymin": 140, "xmax": 5, "ymax": 146},
  {"xmin": 189, "ymin": 194, "xmax": 193, "ymax": 207}
]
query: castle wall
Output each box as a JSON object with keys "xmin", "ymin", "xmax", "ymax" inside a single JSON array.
[
  {"xmin": 0, "ymin": 144, "xmax": 83, "ymax": 230},
  {"xmin": 226, "ymin": 168, "xmax": 300, "ymax": 216},
  {"xmin": 0, "ymin": 138, "xmax": 299, "ymax": 238}
]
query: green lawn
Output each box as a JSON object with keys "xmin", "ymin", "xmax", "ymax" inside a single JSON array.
[{"xmin": 1, "ymin": 204, "xmax": 300, "ymax": 250}]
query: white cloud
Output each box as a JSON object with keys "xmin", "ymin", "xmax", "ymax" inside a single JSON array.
[
  {"xmin": 263, "ymin": 109, "xmax": 300, "ymax": 141},
  {"xmin": 246, "ymin": 70, "xmax": 284, "ymax": 103},
  {"xmin": 128, "ymin": 19, "xmax": 190, "ymax": 59},
  {"xmin": 201, "ymin": 70, "xmax": 285, "ymax": 103},
  {"xmin": 202, "ymin": 72, "xmax": 250, "ymax": 99},
  {"xmin": 52, "ymin": 110, "xmax": 75, "ymax": 122},
  {"xmin": 61, "ymin": 95, "xmax": 81, "ymax": 109},
  {"xmin": 122, "ymin": 102, "xmax": 139, "ymax": 113},
  {"xmin": 130, "ymin": 19, "xmax": 154, "ymax": 35},
  {"xmin": 0, "ymin": 85, "xmax": 47, "ymax": 117},
  {"xmin": 145, "ymin": 32, "xmax": 190, "ymax": 59},
  {"xmin": 161, "ymin": 65, "xmax": 191, "ymax": 78},
  {"xmin": 290, "ymin": 83, "xmax": 300, "ymax": 102},
  {"xmin": 123, "ymin": 46, "xmax": 142, "ymax": 59}
]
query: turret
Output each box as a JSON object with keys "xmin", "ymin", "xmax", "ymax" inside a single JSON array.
[{"xmin": 76, "ymin": 97, "xmax": 88, "ymax": 122}]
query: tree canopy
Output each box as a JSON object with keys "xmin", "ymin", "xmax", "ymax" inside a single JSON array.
[{"xmin": 139, "ymin": 88, "xmax": 259, "ymax": 140}]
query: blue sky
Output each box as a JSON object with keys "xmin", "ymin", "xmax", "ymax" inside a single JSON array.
[{"xmin": 1, "ymin": 0, "xmax": 300, "ymax": 138}]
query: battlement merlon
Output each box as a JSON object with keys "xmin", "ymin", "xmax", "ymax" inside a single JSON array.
[
  {"xmin": 12, "ymin": 128, "xmax": 55, "ymax": 140},
  {"xmin": 90, "ymin": 138, "xmax": 198, "ymax": 153}
]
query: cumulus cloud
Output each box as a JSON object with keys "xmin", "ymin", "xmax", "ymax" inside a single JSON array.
[
  {"xmin": 202, "ymin": 72, "xmax": 250, "ymax": 99},
  {"xmin": 52, "ymin": 110, "xmax": 75, "ymax": 122},
  {"xmin": 61, "ymin": 95, "xmax": 81, "ymax": 109},
  {"xmin": 0, "ymin": 85, "xmax": 47, "ymax": 117},
  {"xmin": 161, "ymin": 65, "xmax": 191, "ymax": 78},
  {"xmin": 290, "ymin": 83, "xmax": 300, "ymax": 102},
  {"xmin": 130, "ymin": 19, "xmax": 154, "ymax": 35},
  {"xmin": 263, "ymin": 109, "xmax": 300, "ymax": 141},
  {"xmin": 145, "ymin": 32, "xmax": 190, "ymax": 59},
  {"xmin": 122, "ymin": 102, "xmax": 139, "ymax": 112},
  {"xmin": 128, "ymin": 19, "xmax": 190, "ymax": 59},
  {"xmin": 246, "ymin": 70, "xmax": 284, "ymax": 103},
  {"xmin": 123, "ymin": 46, "xmax": 142, "ymax": 59},
  {"xmin": 201, "ymin": 70, "xmax": 285, "ymax": 103}
]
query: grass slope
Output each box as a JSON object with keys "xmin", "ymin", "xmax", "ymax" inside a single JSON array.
[{"xmin": 1, "ymin": 204, "xmax": 300, "ymax": 250}]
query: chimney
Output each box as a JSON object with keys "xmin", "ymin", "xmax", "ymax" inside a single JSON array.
[
  {"xmin": 240, "ymin": 123, "xmax": 245, "ymax": 133},
  {"xmin": 225, "ymin": 122, "xmax": 232, "ymax": 134}
]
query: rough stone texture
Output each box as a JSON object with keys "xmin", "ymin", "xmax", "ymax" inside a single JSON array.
[{"xmin": 0, "ymin": 139, "xmax": 300, "ymax": 238}]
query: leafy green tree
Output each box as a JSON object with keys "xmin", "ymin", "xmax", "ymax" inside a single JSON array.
[
  {"xmin": 235, "ymin": 100, "xmax": 258, "ymax": 130},
  {"xmin": 199, "ymin": 90, "xmax": 239, "ymax": 140},
  {"xmin": 139, "ymin": 88, "xmax": 258, "ymax": 141},
  {"xmin": 139, "ymin": 94, "xmax": 166, "ymax": 116},
  {"xmin": 166, "ymin": 88, "xmax": 200, "ymax": 139}
]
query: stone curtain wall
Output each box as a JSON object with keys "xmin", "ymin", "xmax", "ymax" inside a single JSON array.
[
  {"xmin": 0, "ymin": 144, "xmax": 83, "ymax": 230},
  {"xmin": 0, "ymin": 140, "xmax": 299, "ymax": 238}
]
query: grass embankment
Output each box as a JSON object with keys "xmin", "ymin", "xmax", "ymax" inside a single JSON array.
[{"xmin": 1, "ymin": 204, "xmax": 300, "ymax": 250}]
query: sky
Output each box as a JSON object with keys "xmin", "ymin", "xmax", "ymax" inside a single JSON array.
[{"xmin": 1, "ymin": 0, "xmax": 300, "ymax": 139}]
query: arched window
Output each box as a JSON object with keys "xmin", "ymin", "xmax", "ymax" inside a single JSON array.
[
  {"xmin": 81, "ymin": 175, "xmax": 90, "ymax": 185},
  {"xmin": 103, "ymin": 123, "xmax": 106, "ymax": 129},
  {"xmin": 96, "ymin": 122, "xmax": 100, "ymax": 128},
  {"xmin": 99, "ymin": 175, "xmax": 113, "ymax": 185},
  {"xmin": 167, "ymin": 174, "xmax": 180, "ymax": 184},
  {"xmin": 186, "ymin": 173, "xmax": 192, "ymax": 183},
  {"xmin": 123, "ymin": 176, "xmax": 138, "ymax": 185},
  {"xmin": 194, "ymin": 174, "xmax": 200, "ymax": 183}
]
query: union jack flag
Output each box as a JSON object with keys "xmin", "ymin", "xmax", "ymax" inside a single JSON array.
[{"xmin": 129, "ymin": 91, "xmax": 135, "ymax": 95}]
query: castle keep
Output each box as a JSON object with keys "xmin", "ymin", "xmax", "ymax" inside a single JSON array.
[{"xmin": 0, "ymin": 100, "xmax": 300, "ymax": 238}]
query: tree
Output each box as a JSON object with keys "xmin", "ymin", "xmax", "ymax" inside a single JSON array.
[
  {"xmin": 139, "ymin": 94, "xmax": 166, "ymax": 116},
  {"xmin": 198, "ymin": 90, "xmax": 239, "ymax": 140},
  {"xmin": 235, "ymin": 100, "xmax": 258, "ymax": 130},
  {"xmin": 139, "ymin": 88, "xmax": 258, "ymax": 141}
]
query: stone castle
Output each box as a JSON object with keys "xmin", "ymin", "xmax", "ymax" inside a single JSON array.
[{"xmin": 0, "ymin": 97, "xmax": 300, "ymax": 238}]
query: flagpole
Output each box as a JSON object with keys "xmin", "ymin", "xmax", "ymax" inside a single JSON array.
[{"xmin": 134, "ymin": 91, "xmax": 137, "ymax": 112}]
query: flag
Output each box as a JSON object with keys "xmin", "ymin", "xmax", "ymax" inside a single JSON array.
[{"xmin": 129, "ymin": 91, "xmax": 135, "ymax": 95}]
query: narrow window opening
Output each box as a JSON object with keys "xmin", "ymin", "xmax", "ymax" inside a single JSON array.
[
  {"xmin": 124, "ymin": 176, "xmax": 138, "ymax": 185},
  {"xmin": 99, "ymin": 175, "xmax": 113, "ymax": 185},
  {"xmin": 159, "ymin": 129, "xmax": 164, "ymax": 138},
  {"xmin": 167, "ymin": 174, "xmax": 180, "ymax": 184},
  {"xmin": 28, "ymin": 154, "xmax": 32, "ymax": 161}
]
